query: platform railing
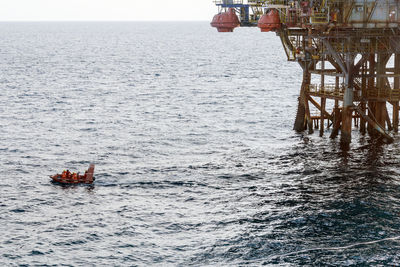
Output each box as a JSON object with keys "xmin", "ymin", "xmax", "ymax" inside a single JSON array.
[
  {"xmin": 213, "ymin": 0, "xmax": 244, "ymax": 5},
  {"xmin": 308, "ymin": 83, "xmax": 400, "ymax": 102},
  {"xmin": 311, "ymin": 12, "xmax": 329, "ymax": 24},
  {"xmin": 308, "ymin": 84, "xmax": 344, "ymax": 97},
  {"xmin": 365, "ymin": 88, "xmax": 399, "ymax": 100}
]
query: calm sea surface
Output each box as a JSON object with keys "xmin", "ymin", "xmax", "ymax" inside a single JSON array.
[{"xmin": 1, "ymin": 22, "xmax": 400, "ymax": 266}]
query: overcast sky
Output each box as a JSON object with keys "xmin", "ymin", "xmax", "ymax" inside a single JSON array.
[{"xmin": 0, "ymin": 0, "xmax": 216, "ymax": 21}]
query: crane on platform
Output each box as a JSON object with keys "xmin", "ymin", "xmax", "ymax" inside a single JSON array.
[{"xmin": 211, "ymin": 0, "xmax": 400, "ymax": 148}]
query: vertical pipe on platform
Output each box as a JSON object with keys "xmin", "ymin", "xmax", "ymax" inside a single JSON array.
[
  {"xmin": 394, "ymin": 54, "xmax": 400, "ymax": 132},
  {"xmin": 340, "ymin": 39, "xmax": 354, "ymax": 145},
  {"xmin": 320, "ymin": 98, "xmax": 326, "ymax": 137},
  {"xmin": 375, "ymin": 54, "xmax": 387, "ymax": 129},
  {"xmin": 331, "ymin": 76, "xmax": 340, "ymax": 132},
  {"xmin": 305, "ymin": 90, "xmax": 314, "ymax": 134},
  {"xmin": 306, "ymin": 30, "xmax": 313, "ymax": 134},
  {"xmin": 360, "ymin": 60, "xmax": 367, "ymax": 134},
  {"xmin": 294, "ymin": 68, "xmax": 310, "ymax": 132},
  {"xmin": 294, "ymin": 34, "xmax": 312, "ymax": 133},
  {"xmin": 393, "ymin": 102, "xmax": 399, "ymax": 133},
  {"xmin": 367, "ymin": 54, "xmax": 376, "ymax": 134},
  {"xmin": 360, "ymin": 102, "xmax": 367, "ymax": 134},
  {"xmin": 320, "ymin": 57, "xmax": 325, "ymax": 137}
]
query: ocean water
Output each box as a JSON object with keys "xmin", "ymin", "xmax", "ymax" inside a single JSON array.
[{"xmin": 1, "ymin": 22, "xmax": 400, "ymax": 266}]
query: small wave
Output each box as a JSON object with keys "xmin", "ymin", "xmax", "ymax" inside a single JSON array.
[
  {"xmin": 10, "ymin": 208, "xmax": 27, "ymax": 213},
  {"xmin": 29, "ymin": 250, "xmax": 45, "ymax": 256},
  {"xmin": 269, "ymin": 236, "xmax": 400, "ymax": 259}
]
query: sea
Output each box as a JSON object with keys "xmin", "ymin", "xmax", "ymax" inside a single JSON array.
[{"xmin": 1, "ymin": 22, "xmax": 400, "ymax": 266}]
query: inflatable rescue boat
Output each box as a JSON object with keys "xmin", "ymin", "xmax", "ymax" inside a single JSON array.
[{"xmin": 50, "ymin": 164, "xmax": 95, "ymax": 184}]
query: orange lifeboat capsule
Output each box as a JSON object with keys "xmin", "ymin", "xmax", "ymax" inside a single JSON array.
[
  {"xmin": 211, "ymin": 8, "xmax": 240, "ymax": 32},
  {"xmin": 258, "ymin": 9, "xmax": 281, "ymax": 32}
]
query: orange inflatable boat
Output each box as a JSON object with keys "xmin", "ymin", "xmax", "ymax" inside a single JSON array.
[{"xmin": 50, "ymin": 164, "xmax": 95, "ymax": 184}]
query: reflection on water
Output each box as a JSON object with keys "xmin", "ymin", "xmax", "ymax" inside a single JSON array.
[{"xmin": 189, "ymin": 136, "xmax": 400, "ymax": 265}]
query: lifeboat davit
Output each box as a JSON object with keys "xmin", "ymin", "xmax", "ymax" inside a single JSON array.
[
  {"xmin": 211, "ymin": 8, "xmax": 240, "ymax": 32},
  {"xmin": 50, "ymin": 164, "xmax": 95, "ymax": 184},
  {"xmin": 258, "ymin": 9, "xmax": 281, "ymax": 32}
]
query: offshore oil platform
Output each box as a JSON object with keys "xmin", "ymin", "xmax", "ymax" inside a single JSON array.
[{"xmin": 211, "ymin": 0, "xmax": 400, "ymax": 148}]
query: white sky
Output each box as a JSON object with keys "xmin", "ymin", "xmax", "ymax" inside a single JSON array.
[{"xmin": 0, "ymin": 0, "xmax": 216, "ymax": 21}]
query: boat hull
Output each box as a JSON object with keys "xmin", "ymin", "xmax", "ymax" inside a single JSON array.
[
  {"xmin": 50, "ymin": 174, "xmax": 95, "ymax": 184},
  {"xmin": 50, "ymin": 164, "xmax": 95, "ymax": 185}
]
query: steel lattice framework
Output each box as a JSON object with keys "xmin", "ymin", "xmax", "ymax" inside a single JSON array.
[{"xmin": 213, "ymin": 0, "xmax": 400, "ymax": 148}]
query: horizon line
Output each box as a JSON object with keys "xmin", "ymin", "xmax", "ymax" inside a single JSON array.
[{"xmin": 0, "ymin": 20, "xmax": 210, "ymax": 22}]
